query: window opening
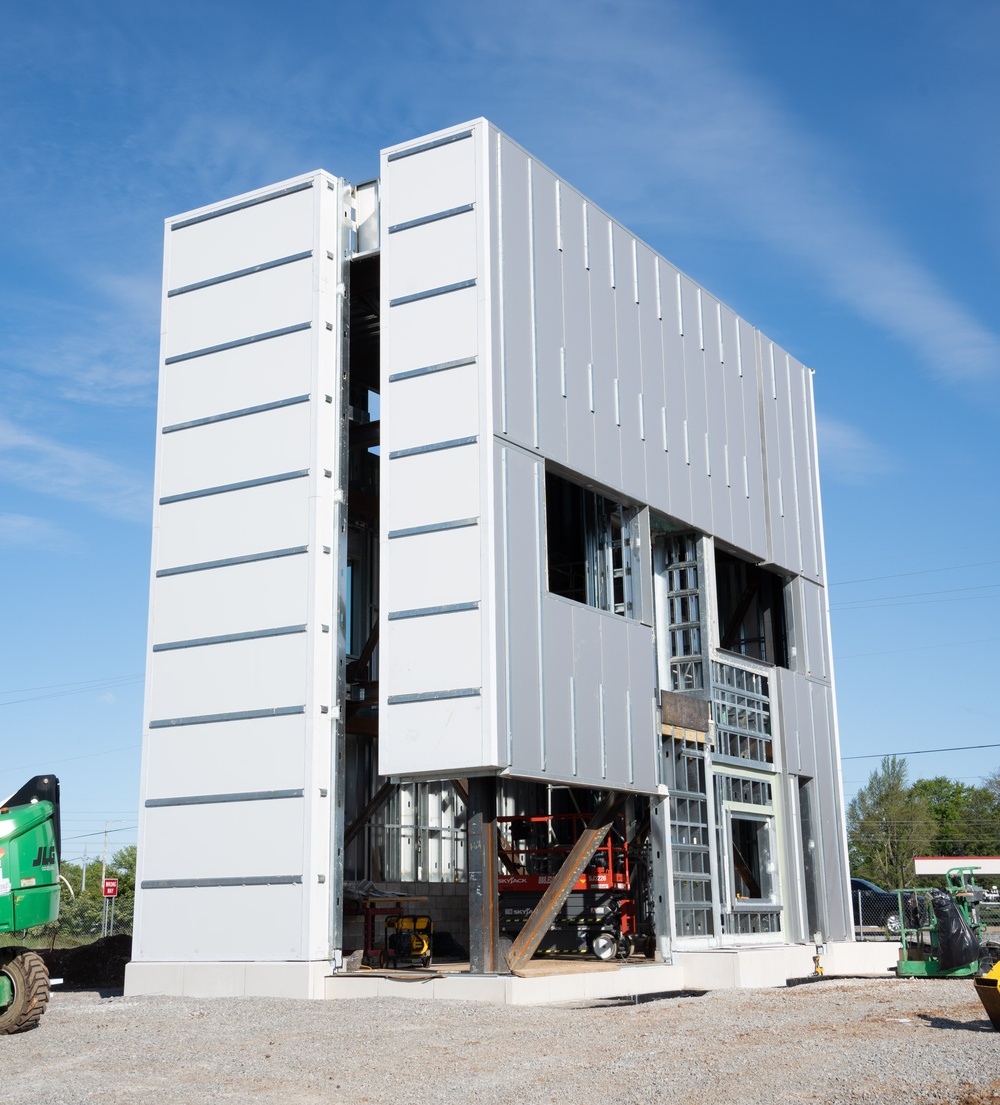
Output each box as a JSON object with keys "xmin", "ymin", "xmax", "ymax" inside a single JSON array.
[
  {"xmin": 714, "ymin": 767, "xmax": 781, "ymax": 937},
  {"xmin": 714, "ymin": 550, "xmax": 788, "ymax": 667},
  {"xmin": 664, "ymin": 732, "xmax": 714, "ymax": 938},
  {"xmin": 711, "ymin": 661, "xmax": 772, "ymax": 764},
  {"xmin": 654, "ymin": 533, "xmax": 704, "ymax": 691},
  {"xmin": 545, "ymin": 471, "xmax": 636, "ymax": 618}
]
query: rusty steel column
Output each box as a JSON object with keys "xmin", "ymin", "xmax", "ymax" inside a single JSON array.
[
  {"xmin": 505, "ymin": 790, "xmax": 628, "ymax": 974},
  {"xmin": 467, "ymin": 776, "xmax": 505, "ymax": 974}
]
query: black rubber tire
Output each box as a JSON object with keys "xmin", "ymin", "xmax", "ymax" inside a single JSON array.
[
  {"xmin": 0, "ymin": 950, "xmax": 50, "ymax": 1035},
  {"xmin": 617, "ymin": 933, "xmax": 635, "ymax": 960},
  {"xmin": 421, "ymin": 955, "xmax": 432, "ymax": 969},
  {"xmin": 977, "ymin": 940, "xmax": 1000, "ymax": 977}
]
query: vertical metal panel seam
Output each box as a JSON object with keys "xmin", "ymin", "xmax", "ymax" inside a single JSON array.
[
  {"xmin": 496, "ymin": 132, "xmax": 508, "ymax": 435},
  {"xmin": 534, "ymin": 461, "xmax": 547, "ymax": 771},
  {"xmin": 570, "ymin": 674, "xmax": 578, "ymax": 777},
  {"xmin": 676, "ymin": 272, "xmax": 684, "ymax": 337},
  {"xmin": 626, "ymin": 687, "xmax": 634, "ymax": 785},
  {"xmin": 599, "ymin": 683, "xmax": 607, "ymax": 779},
  {"xmin": 501, "ymin": 448, "xmax": 514, "ymax": 766},
  {"xmin": 527, "ymin": 159, "xmax": 540, "ymax": 450}
]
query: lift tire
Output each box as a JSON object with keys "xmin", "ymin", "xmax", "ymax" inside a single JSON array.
[
  {"xmin": 617, "ymin": 934, "xmax": 634, "ymax": 960},
  {"xmin": 591, "ymin": 931, "xmax": 618, "ymax": 962},
  {"xmin": 0, "ymin": 950, "xmax": 50, "ymax": 1035},
  {"xmin": 421, "ymin": 955, "xmax": 432, "ymax": 969}
]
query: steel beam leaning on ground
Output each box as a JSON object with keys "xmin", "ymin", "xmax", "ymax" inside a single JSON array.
[{"xmin": 505, "ymin": 790, "xmax": 628, "ymax": 973}]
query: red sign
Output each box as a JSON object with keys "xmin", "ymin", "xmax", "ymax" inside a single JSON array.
[{"xmin": 102, "ymin": 878, "xmax": 119, "ymax": 898}]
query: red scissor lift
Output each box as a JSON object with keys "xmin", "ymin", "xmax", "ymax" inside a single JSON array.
[{"xmin": 497, "ymin": 810, "xmax": 645, "ymax": 960}]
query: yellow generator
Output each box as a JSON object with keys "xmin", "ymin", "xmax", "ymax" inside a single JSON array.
[{"xmin": 380, "ymin": 914, "xmax": 433, "ymax": 969}]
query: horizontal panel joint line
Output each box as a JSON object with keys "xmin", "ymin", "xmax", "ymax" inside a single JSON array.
[
  {"xmin": 164, "ymin": 322, "xmax": 312, "ymax": 364},
  {"xmin": 167, "ymin": 251, "xmax": 313, "ymax": 297},
  {"xmin": 387, "ymin": 203, "xmax": 475, "ymax": 234},
  {"xmin": 140, "ymin": 875, "xmax": 303, "ymax": 889},
  {"xmin": 388, "ymin": 435, "xmax": 477, "ymax": 460},
  {"xmin": 387, "ymin": 601, "xmax": 480, "ymax": 621},
  {"xmin": 386, "ymin": 129, "xmax": 474, "ymax": 162},
  {"xmin": 387, "ymin": 517, "xmax": 478, "ymax": 539},
  {"xmin": 161, "ymin": 394, "xmax": 310, "ymax": 433},
  {"xmin": 145, "ymin": 789, "xmax": 304, "ymax": 808},
  {"xmin": 156, "ymin": 546, "xmax": 308, "ymax": 577},
  {"xmin": 387, "ymin": 688, "xmax": 482, "ymax": 705},
  {"xmin": 389, "ymin": 278, "xmax": 476, "ymax": 307},
  {"xmin": 387, "ymin": 356, "xmax": 476, "ymax": 383},
  {"xmin": 148, "ymin": 706, "xmax": 306, "ymax": 728},
  {"xmin": 170, "ymin": 180, "xmax": 314, "ymax": 230},
  {"xmin": 152, "ymin": 624, "xmax": 307, "ymax": 652},
  {"xmin": 159, "ymin": 469, "xmax": 309, "ymax": 504}
]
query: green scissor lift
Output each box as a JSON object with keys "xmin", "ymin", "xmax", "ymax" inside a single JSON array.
[{"xmin": 0, "ymin": 776, "xmax": 61, "ymax": 1034}]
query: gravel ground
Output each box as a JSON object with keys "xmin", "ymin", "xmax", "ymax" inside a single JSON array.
[{"xmin": 3, "ymin": 977, "xmax": 1000, "ymax": 1104}]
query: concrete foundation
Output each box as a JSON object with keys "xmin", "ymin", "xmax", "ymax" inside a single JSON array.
[{"xmin": 125, "ymin": 941, "xmax": 898, "ymax": 1005}]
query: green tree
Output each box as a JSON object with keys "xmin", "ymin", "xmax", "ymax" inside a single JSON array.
[
  {"xmin": 911, "ymin": 776, "xmax": 1000, "ymax": 857},
  {"xmin": 847, "ymin": 756, "xmax": 935, "ymax": 888}
]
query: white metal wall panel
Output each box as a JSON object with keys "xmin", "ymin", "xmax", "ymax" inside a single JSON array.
[
  {"xmin": 167, "ymin": 185, "xmax": 315, "ymax": 290},
  {"xmin": 532, "ymin": 165, "xmax": 568, "ymax": 463},
  {"xmin": 720, "ymin": 308, "xmax": 752, "ymax": 552},
  {"xmin": 381, "ymin": 129, "xmax": 478, "ymax": 227},
  {"xmin": 381, "ymin": 287, "xmax": 480, "ymax": 375},
  {"xmin": 135, "ymin": 885, "xmax": 305, "ymax": 962},
  {"xmin": 384, "ymin": 447, "xmax": 481, "ymax": 532},
  {"xmin": 165, "ymin": 261, "xmax": 314, "ymax": 361},
  {"xmin": 160, "ymin": 327, "xmax": 313, "ymax": 429},
  {"xmin": 383, "ymin": 609, "xmax": 484, "ymax": 696},
  {"xmin": 384, "ymin": 211, "xmax": 478, "ymax": 302},
  {"xmin": 380, "ymin": 525, "xmax": 482, "ymax": 613},
  {"xmin": 600, "ymin": 614, "xmax": 633, "ymax": 785},
  {"xmin": 379, "ymin": 120, "xmax": 498, "ymax": 780},
  {"xmin": 143, "ymin": 715, "xmax": 307, "ymax": 798},
  {"xmin": 627, "ymin": 625, "xmax": 659, "ymax": 787},
  {"xmin": 148, "ymin": 634, "xmax": 309, "ymax": 721},
  {"xmin": 136, "ymin": 171, "xmax": 349, "ymax": 972},
  {"xmin": 152, "ymin": 556, "xmax": 309, "ymax": 645},
  {"xmin": 386, "ymin": 361, "xmax": 479, "ymax": 453},
  {"xmin": 142, "ymin": 801, "xmax": 305, "ymax": 882},
  {"xmin": 155, "ymin": 480, "xmax": 310, "ymax": 569},
  {"xmin": 157, "ymin": 402, "xmax": 312, "ymax": 500},
  {"xmin": 569, "ymin": 604, "xmax": 605, "ymax": 784},
  {"xmin": 772, "ymin": 351, "xmax": 803, "ymax": 574},
  {"xmin": 559, "ymin": 186, "xmax": 596, "ymax": 479}
]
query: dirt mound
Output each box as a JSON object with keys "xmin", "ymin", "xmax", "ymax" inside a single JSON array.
[{"xmin": 42, "ymin": 934, "xmax": 131, "ymax": 991}]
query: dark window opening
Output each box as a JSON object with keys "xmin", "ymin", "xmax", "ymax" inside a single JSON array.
[
  {"xmin": 545, "ymin": 471, "xmax": 635, "ymax": 617},
  {"xmin": 731, "ymin": 815, "xmax": 774, "ymax": 902},
  {"xmin": 715, "ymin": 550, "xmax": 788, "ymax": 667}
]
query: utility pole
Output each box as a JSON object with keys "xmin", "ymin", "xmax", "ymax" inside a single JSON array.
[{"xmin": 101, "ymin": 821, "xmax": 109, "ymax": 937}]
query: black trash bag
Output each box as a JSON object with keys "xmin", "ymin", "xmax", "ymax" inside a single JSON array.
[{"xmin": 931, "ymin": 888, "xmax": 980, "ymax": 970}]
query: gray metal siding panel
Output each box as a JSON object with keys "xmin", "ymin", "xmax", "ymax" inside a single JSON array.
[
  {"xmin": 702, "ymin": 292, "xmax": 731, "ymax": 542},
  {"xmin": 614, "ymin": 226, "xmax": 646, "ymax": 505},
  {"xmin": 541, "ymin": 597, "xmax": 576, "ymax": 780},
  {"xmin": 501, "ymin": 446, "xmax": 544, "ymax": 778},
  {"xmin": 531, "ymin": 164, "xmax": 568, "ymax": 464},
  {"xmin": 680, "ymin": 280, "xmax": 712, "ymax": 534},
  {"xmin": 600, "ymin": 615, "xmax": 632, "ymax": 785},
  {"xmin": 637, "ymin": 247, "xmax": 666, "ymax": 512},
  {"xmin": 559, "ymin": 188, "xmax": 597, "ymax": 479},
  {"xmin": 588, "ymin": 211, "xmax": 622, "ymax": 490},
  {"xmin": 660, "ymin": 263, "xmax": 694, "ymax": 524},
  {"xmin": 758, "ymin": 337, "xmax": 787, "ymax": 568},
  {"xmin": 570, "ymin": 606, "xmax": 604, "ymax": 783}
]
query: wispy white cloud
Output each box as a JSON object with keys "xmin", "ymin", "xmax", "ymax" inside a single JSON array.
[
  {"xmin": 0, "ymin": 417, "xmax": 150, "ymax": 522},
  {"xmin": 0, "ymin": 512, "xmax": 80, "ymax": 552},
  {"xmin": 817, "ymin": 416, "xmax": 895, "ymax": 485},
  {"xmin": 457, "ymin": 0, "xmax": 1000, "ymax": 386}
]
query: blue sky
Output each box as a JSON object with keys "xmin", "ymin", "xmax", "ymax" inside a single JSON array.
[{"xmin": 1, "ymin": 0, "xmax": 998, "ymax": 865}]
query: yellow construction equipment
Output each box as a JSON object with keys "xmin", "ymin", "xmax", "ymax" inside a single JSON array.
[{"xmin": 975, "ymin": 960, "xmax": 1000, "ymax": 1031}]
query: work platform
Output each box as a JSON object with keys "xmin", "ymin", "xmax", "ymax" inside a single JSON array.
[{"xmin": 126, "ymin": 942, "xmax": 898, "ymax": 1006}]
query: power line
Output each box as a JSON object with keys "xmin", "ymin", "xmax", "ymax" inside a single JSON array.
[
  {"xmin": 0, "ymin": 676, "xmax": 143, "ymax": 707},
  {"xmin": 830, "ymin": 583, "xmax": 1000, "ymax": 608},
  {"xmin": 843, "ymin": 742, "xmax": 1000, "ymax": 761},
  {"xmin": 0, "ymin": 674, "xmax": 144, "ymax": 696},
  {"xmin": 0, "ymin": 743, "xmax": 141, "ymax": 776},
  {"xmin": 830, "ymin": 559, "xmax": 1000, "ymax": 587},
  {"xmin": 835, "ymin": 636, "xmax": 1000, "ymax": 660}
]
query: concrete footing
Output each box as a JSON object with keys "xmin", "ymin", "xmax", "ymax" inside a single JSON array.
[{"xmin": 125, "ymin": 941, "xmax": 899, "ymax": 1005}]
